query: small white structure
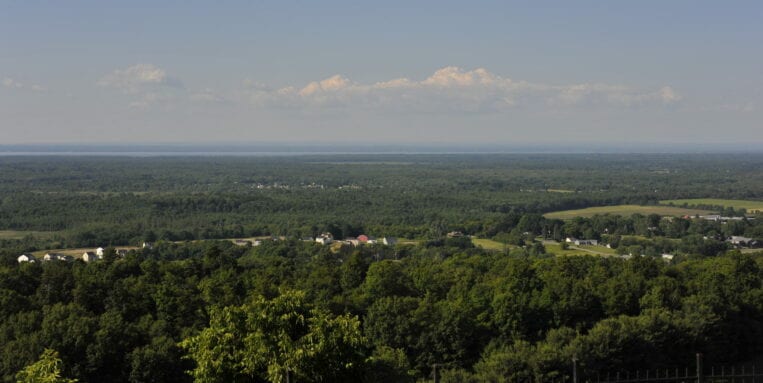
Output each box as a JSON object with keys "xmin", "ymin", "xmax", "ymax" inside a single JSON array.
[
  {"xmin": 252, "ymin": 240, "xmax": 263, "ymax": 246},
  {"xmin": 17, "ymin": 254, "xmax": 37, "ymax": 263},
  {"xmin": 115, "ymin": 249, "xmax": 128, "ymax": 257},
  {"xmin": 567, "ymin": 238, "xmax": 598, "ymax": 246},
  {"xmin": 142, "ymin": 242, "xmax": 153, "ymax": 249},
  {"xmin": 44, "ymin": 253, "xmax": 65, "ymax": 261},
  {"xmin": 82, "ymin": 251, "xmax": 99, "ymax": 262},
  {"xmin": 344, "ymin": 238, "xmax": 361, "ymax": 247},
  {"xmin": 661, "ymin": 254, "xmax": 675, "ymax": 261},
  {"xmin": 728, "ymin": 236, "xmax": 753, "ymax": 245},
  {"xmin": 315, "ymin": 232, "xmax": 334, "ymax": 245},
  {"xmin": 382, "ymin": 237, "xmax": 397, "ymax": 246},
  {"xmin": 95, "ymin": 247, "xmax": 105, "ymax": 257}
]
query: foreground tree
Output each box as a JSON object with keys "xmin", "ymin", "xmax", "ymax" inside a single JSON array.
[
  {"xmin": 180, "ymin": 290, "xmax": 366, "ymax": 383},
  {"xmin": 15, "ymin": 349, "xmax": 77, "ymax": 383}
]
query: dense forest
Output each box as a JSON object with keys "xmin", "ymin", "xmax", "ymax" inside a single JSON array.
[
  {"xmin": 0, "ymin": 154, "xmax": 762, "ymax": 382},
  {"xmin": 0, "ymin": 154, "xmax": 761, "ymax": 249},
  {"xmin": 1, "ymin": 240, "xmax": 762, "ymax": 382}
]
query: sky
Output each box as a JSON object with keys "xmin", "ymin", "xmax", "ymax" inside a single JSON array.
[{"xmin": 1, "ymin": 1, "xmax": 761, "ymax": 147}]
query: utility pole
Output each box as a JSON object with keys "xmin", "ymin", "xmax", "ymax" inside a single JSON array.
[
  {"xmin": 572, "ymin": 356, "xmax": 579, "ymax": 383},
  {"xmin": 432, "ymin": 363, "xmax": 439, "ymax": 383},
  {"xmin": 696, "ymin": 353, "xmax": 703, "ymax": 383}
]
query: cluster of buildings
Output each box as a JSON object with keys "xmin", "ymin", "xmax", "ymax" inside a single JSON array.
[
  {"xmin": 17, "ymin": 245, "xmax": 139, "ymax": 264},
  {"xmin": 297, "ymin": 232, "xmax": 397, "ymax": 247},
  {"xmin": 565, "ymin": 237, "xmax": 599, "ymax": 246}
]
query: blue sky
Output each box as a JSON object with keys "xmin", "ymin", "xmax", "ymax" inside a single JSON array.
[{"xmin": 1, "ymin": 1, "xmax": 761, "ymax": 145}]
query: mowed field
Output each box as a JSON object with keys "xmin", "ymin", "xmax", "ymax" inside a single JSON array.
[
  {"xmin": 661, "ymin": 199, "xmax": 763, "ymax": 213},
  {"xmin": 0, "ymin": 230, "xmax": 59, "ymax": 240},
  {"xmin": 543, "ymin": 205, "xmax": 714, "ymax": 220}
]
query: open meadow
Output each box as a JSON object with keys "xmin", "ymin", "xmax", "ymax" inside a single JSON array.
[
  {"xmin": 661, "ymin": 198, "xmax": 763, "ymax": 213},
  {"xmin": 543, "ymin": 204, "xmax": 714, "ymax": 220}
]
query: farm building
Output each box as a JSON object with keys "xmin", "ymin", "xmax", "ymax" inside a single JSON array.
[
  {"xmin": 82, "ymin": 251, "xmax": 99, "ymax": 262},
  {"xmin": 17, "ymin": 254, "xmax": 37, "ymax": 263},
  {"xmin": 316, "ymin": 233, "xmax": 334, "ymax": 245}
]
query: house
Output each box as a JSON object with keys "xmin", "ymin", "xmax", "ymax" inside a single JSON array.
[
  {"xmin": 17, "ymin": 254, "xmax": 37, "ymax": 263},
  {"xmin": 728, "ymin": 236, "xmax": 753, "ymax": 246},
  {"xmin": 315, "ymin": 237, "xmax": 330, "ymax": 245},
  {"xmin": 565, "ymin": 237, "xmax": 576, "ymax": 243},
  {"xmin": 366, "ymin": 236, "xmax": 378, "ymax": 245},
  {"xmin": 447, "ymin": 231, "xmax": 464, "ymax": 238},
  {"xmin": 96, "ymin": 247, "xmax": 105, "ymax": 257},
  {"xmin": 315, "ymin": 233, "xmax": 334, "ymax": 245},
  {"xmin": 357, "ymin": 234, "xmax": 370, "ymax": 243},
  {"xmin": 252, "ymin": 240, "xmax": 263, "ymax": 246},
  {"xmin": 82, "ymin": 251, "xmax": 99, "ymax": 263},
  {"xmin": 382, "ymin": 237, "xmax": 397, "ymax": 246},
  {"xmin": 344, "ymin": 237, "xmax": 360, "ymax": 246},
  {"xmin": 115, "ymin": 249, "xmax": 129, "ymax": 257},
  {"xmin": 142, "ymin": 242, "xmax": 153, "ymax": 249},
  {"xmin": 44, "ymin": 253, "xmax": 65, "ymax": 261},
  {"xmin": 575, "ymin": 239, "xmax": 598, "ymax": 246},
  {"xmin": 661, "ymin": 254, "xmax": 675, "ymax": 261}
]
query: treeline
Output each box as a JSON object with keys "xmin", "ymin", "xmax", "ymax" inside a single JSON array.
[
  {"xmin": 1, "ymin": 240, "xmax": 762, "ymax": 382},
  {"xmin": 0, "ymin": 154, "xmax": 761, "ymax": 248}
]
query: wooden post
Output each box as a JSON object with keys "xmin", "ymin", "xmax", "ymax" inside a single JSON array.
[{"xmin": 696, "ymin": 353, "xmax": 704, "ymax": 383}]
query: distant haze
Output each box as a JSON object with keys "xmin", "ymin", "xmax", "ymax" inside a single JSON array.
[{"xmin": 1, "ymin": 1, "xmax": 761, "ymax": 146}]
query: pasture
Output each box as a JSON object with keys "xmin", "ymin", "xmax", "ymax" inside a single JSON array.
[
  {"xmin": 543, "ymin": 205, "xmax": 713, "ymax": 220},
  {"xmin": 661, "ymin": 198, "xmax": 763, "ymax": 213}
]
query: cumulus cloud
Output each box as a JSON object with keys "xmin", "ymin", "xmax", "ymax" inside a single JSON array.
[
  {"xmin": 99, "ymin": 64, "xmax": 183, "ymax": 108},
  {"xmin": 3, "ymin": 77, "xmax": 46, "ymax": 91},
  {"xmin": 243, "ymin": 66, "xmax": 682, "ymax": 112},
  {"xmin": 98, "ymin": 64, "xmax": 182, "ymax": 93}
]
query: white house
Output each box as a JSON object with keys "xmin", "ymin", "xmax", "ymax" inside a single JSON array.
[
  {"xmin": 96, "ymin": 247, "xmax": 105, "ymax": 257},
  {"xmin": 17, "ymin": 254, "xmax": 37, "ymax": 263},
  {"xmin": 661, "ymin": 254, "xmax": 675, "ymax": 261},
  {"xmin": 315, "ymin": 237, "xmax": 332, "ymax": 245},
  {"xmin": 382, "ymin": 237, "xmax": 397, "ymax": 246},
  {"xmin": 315, "ymin": 232, "xmax": 334, "ymax": 245},
  {"xmin": 142, "ymin": 242, "xmax": 153, "ymax": 249},
  {"xmin": 728, "ymin": 236, "xmax": 753, "ymax": 245},
  {"xmin": 44, "ymin": 253, "xmax": 65, "ymax": 261},
  {"xmin": 82, "ymin": 252, "xmax": 99, "ymax": 263}
]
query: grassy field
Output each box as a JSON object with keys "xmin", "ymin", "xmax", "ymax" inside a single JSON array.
[
  {"xmin": 472, "ymin": 238, "xmax": 509, "ymax": 251},
  {"xmin": 0, "ymin": 230, "xmax": 58, "ymax": 240},
  {"xmin": 544, "ymin": 205, "xmax": 714, "ymax": 220},
  {"xmin": 661, "ymin": 198, "xmax": 763, "ymax": 213}
]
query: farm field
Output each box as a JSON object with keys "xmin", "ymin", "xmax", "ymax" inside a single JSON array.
[
  {"xmin": 543, "ymin": 205, "xmax": 714, "ymax": 220},
  {"xmin": 472, "ymin": 238, "xmax": 509, "ymax": 251},
  {"xmin": 0, "ymin": 230, "xmax": 58, "ymax": 240},
  {"xmin": 661, "ymin": 198, "xmax": 763, "ymax": 213}
]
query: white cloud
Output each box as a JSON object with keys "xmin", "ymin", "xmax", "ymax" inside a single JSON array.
[
  {"xmin": 3, "ymin": 77, "xmax": 46, "ymax": 91},
  {"xmin": 98, "ymin": 64, "xmax": 182, "ymax": 93},
  {"xmin": 99, "ymin": 64, "xmax": 183, "ymax": 108},
  {"xmin": 243, "ymin": 67, "xmax": 681, "ymax": 112},
  {"xmin": 3, "ymin": 77, "xmax": 23, "ymax": 89}
]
